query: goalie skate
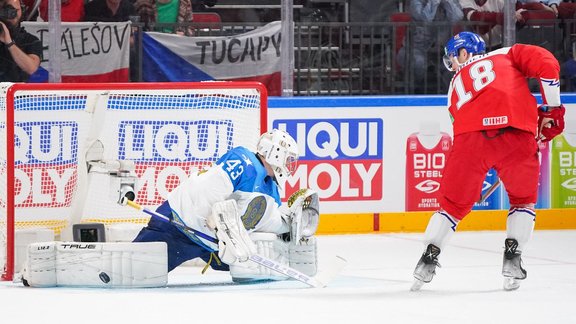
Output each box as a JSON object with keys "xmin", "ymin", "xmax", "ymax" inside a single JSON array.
[
  {"xmin": 502, "ymin": 238, "xmax": 526, "ymax": 291},
  {"xmin": 411, "ymin": 244, "xmax": 441, "ymax": 291}
]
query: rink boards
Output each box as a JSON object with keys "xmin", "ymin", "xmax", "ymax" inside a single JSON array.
[{"xmin": 268, "ymin": 95, "xmax": 576, "ymax": 233}]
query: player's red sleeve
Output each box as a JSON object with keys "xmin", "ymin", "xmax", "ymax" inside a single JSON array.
[
  {"xmin": 508, "ymin": 44, "xmax": 561, "ymax": 106},
  {"xmin": 508, "ymin": 44, "xmax": 560, "ymax": 80}
]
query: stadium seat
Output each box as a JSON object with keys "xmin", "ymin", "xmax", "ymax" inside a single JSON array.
[
  {"xmin": 521, "ymin": 10, "xmax": 556, "ymax": 26},
  {"xmin": 518, "ymin": 3, "xmax": 557, "ymax": 27},
  {"xmin": 192, "ymin": 12, "xmax": 222, "ymax": 31}
]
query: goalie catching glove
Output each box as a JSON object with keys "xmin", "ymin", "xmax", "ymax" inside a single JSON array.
[
  {"xmin": 285, "ymin": 188, "xmax": 320, "ymax": 243},
  {"xmin": 207, "ymin": 199, "xmax": 257, "ymax": 265},
  {"xmin": 537, "ymin": 105, "xmax": 565, "ymax": 142}
]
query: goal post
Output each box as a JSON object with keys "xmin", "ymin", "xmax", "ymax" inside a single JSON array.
[{"xmin": 0, "ymin": 81, "xmax": 267, "ymax": 281}]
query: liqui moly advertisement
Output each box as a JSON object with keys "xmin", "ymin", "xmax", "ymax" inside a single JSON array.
[
  {"xmin": 274, "ymin": 119, "xmax": 383, "ymax": 202},
  {"xmin": 11, "ymin": 122, "xmax": 79, "ymax": 207},
  {"xmin": 268, "ymin": 97, "xmax": 454, "ymax": 213},
  {"xmin": 117, "ymin": 120, "xmax": 234, "ymax": 205},
  {"xmin": 8, "ymin": 94, "xmax": 574, "ymax": 217}
]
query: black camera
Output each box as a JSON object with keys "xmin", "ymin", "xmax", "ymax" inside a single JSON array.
[
  {"xmin": 0, "ymin": 4, "xmax": 17, "ymax": 34},
  {"xmin": 0, "ymin": 4, "xmax": 17, "ymax": 20}
]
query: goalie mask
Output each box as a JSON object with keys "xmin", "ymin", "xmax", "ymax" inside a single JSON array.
[{"xmin": 257, "ymin": 129, "xmax": 299, "ymax": 182}]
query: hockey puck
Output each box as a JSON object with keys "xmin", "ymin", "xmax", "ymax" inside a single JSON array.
[{"xmin": 99, "ymin": 272, "xmax": 111, "ymax": 283}]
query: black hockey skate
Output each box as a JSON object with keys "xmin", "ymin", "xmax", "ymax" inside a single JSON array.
[
  {"xmin": 411, "ymin": 243, "xmax": 441, "ymax": 291},
  {"xmin": 502, "ymin": 238, "xmax": 527, "ymax": 291}
]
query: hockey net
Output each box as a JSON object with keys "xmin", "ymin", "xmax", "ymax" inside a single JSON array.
[{"xmin": 0, "ymin": 81, "xmax": 267, "ymax": 281}]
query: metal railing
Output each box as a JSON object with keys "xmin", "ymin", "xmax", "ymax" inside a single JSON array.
[{"xmin": 130, "ymin": 19, "xmax": 576, "ymax": 95}]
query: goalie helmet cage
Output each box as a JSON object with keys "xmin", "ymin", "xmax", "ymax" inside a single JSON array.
[{"xmin": 0, "ymin": 81, "xmax": 268, "ymax": 281}]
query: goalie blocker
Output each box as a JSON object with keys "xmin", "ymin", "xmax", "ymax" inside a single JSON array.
[{"xmin": 19, "ymin": 242, "xmax": 168, "ymax": 288}]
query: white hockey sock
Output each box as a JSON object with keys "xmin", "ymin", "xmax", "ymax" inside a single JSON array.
[
  {"xmin": 506, "ymin": 207, "xmax": 536, "ymax": 252},
  {"xmin": 423, "ymin": 211, "xmax": 459, "ymax": 251}
]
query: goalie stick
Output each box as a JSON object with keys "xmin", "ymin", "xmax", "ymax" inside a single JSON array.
[{"xmin": 120, "ymin": 197, "xmax": 346, "ymax": 288}]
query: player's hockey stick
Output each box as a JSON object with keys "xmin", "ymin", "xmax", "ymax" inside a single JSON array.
[
  {"xmin": 477, "ymin": 121, "xmax": 554, "ymax": 206},
  {"xmin": 120, "ymin": 197, "xmax": 346, "ymax": 288},
  {"xmin": 478, "ymin": 177, "xmax": 501, "ymax": 204}
]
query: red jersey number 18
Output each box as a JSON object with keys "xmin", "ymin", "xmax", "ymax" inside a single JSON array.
[{"xmin": 454, "ymin": 60, "xmax": 496, "ymax": 110}]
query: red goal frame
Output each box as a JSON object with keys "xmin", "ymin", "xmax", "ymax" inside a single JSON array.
[{"xmin": 1, "ymin": 81, "xmax": 268, "ymax": 281}]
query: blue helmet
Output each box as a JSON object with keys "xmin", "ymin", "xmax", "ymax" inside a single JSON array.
[
  {"xmin": 444, "ymin": 31, "xmax": 486, "ymax": 58},
  {"xmin": 443, "ymin": 32, "xmax": 486, "ymax": 71}
]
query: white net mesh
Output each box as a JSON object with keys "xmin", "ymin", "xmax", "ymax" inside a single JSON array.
[{"xmin": 0, "ymin": 82, "xmax": 265, "ymax": 280}]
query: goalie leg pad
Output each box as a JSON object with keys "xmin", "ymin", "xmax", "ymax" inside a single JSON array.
[
  {"xmin": 230, "ymin": 232, "xmax": 289, "ymax": 282},
  {"xmin": 21, "ymin": 242, "xmax": 168, "ymax": 288},
  {"xmin": 229, "ymin": 233, "xmax": 319, "ymax": 282},
  {"xmin": 289, "ymin": 236, "xmax": 318, "ymax": 276}
]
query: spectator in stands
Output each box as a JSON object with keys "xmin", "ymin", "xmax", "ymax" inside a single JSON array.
[
  {"xmin": 563, "ymin": 53, "xmax": 576, "ymax": 91},
  {"xmin": 134, "ymin": 0, "xmax": 194, "ymax": 36},
  {"xmin": 517, "ymin": 0, "xmax": 576, "ymax": 20},
  {"xmin": 84, "ymin": 0, "xmax": 137, "ymax": 81},
  {"xmin": 20, "ymin": 0, "xmax": 37, "ymax": 20},
  {"xmin": 459, "ymin": 0, "xmax": 526, "ymax": 49},
  {"xmin": 84, "ymin": 0, "xmax": 136, "ymax": 22},
  {"xmin": 0, "ymin": 0, "xmax": 42, "ymax": 81},
  {"xmin": 39, "ymin": 0, "xmax": 85, "ymax": 22},
  {"xmin": 19, "ymin": 0, "xmax": 36, "ymax": 21},
  {"xmin": 517, "ymin": 0, "xmax": 576, "ymax": 58},
  {"xmin": 192, "ymin": 0, "xmax": 216, "ymax": 12},
  {"xmin": 516, "ymin": 0, "xmax": 576, "ymax": 38},
  {"xmin": 397, "ymin": 0, "xmax": 464, "ymax": 93}
]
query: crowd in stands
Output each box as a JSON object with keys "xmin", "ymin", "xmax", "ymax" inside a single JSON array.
[
  {"xmin": 393, "ymin": 0, "xmax": 576, "ymax": 92},
  {"xmin": 397, "ymin": 0, "xmax": 463, "ymax": 93},
  {"xmin": 0, "ymin": 0, "xmax": 217, "ymax": 83},
  {"xmin": 2, "ymin": 0, "xmax": 576, "ymax": 91},
  {"xmin": 22, "ymin": 0, "xmax": 205, "ymax": 29}
]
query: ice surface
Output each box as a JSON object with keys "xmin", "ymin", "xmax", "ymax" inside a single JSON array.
[{"xmin": 2, "ymin": 230, "xmax": 575, "ymax": 324}]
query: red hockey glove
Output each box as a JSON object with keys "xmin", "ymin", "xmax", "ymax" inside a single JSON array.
[{"xmin": 537, "ymin": 105, "xmax": 565, "ymax": 142}]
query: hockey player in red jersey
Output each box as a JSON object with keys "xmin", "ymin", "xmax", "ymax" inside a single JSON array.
[{"xmin": 411, "ymin": 31, "xmax": 566, "ymax": 291}]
